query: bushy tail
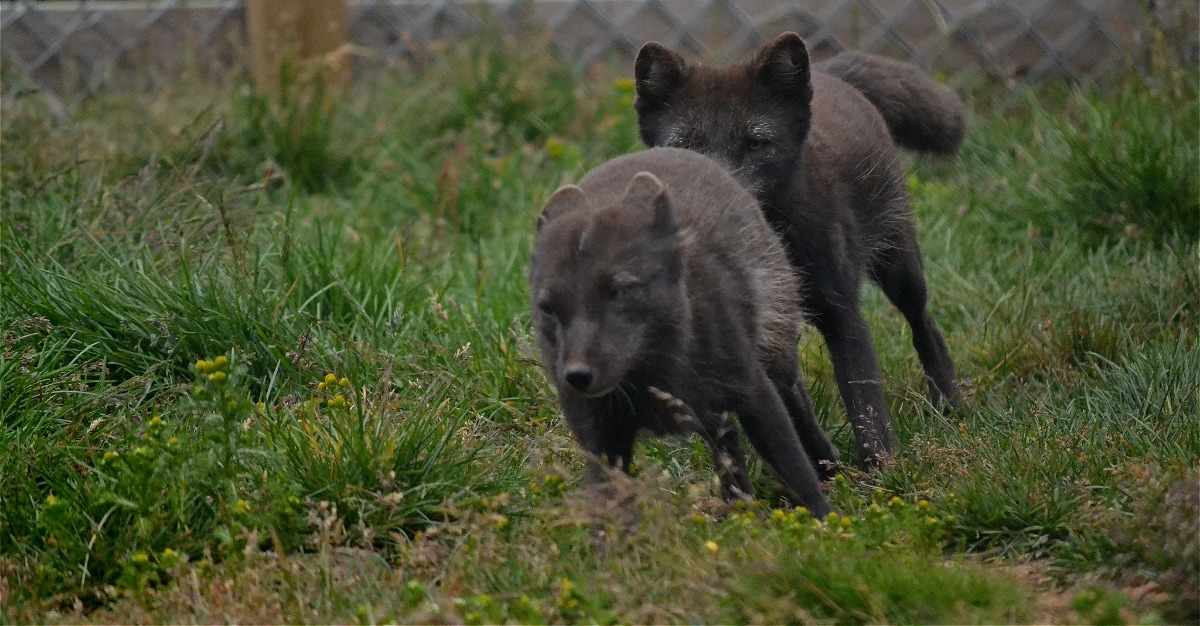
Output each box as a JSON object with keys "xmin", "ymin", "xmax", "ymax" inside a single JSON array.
[{"xmin": 817, "ymin": 51, "xmax": 966, "ymax": 155}]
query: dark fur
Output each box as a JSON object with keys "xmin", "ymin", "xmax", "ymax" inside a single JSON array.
[
  {"xmin": 634, "ymin": 33, "xmax": 964, "ymax": 469},
  {"xmin": 528, "ymin": 147, "xmax": 836, "ymax": 516}
]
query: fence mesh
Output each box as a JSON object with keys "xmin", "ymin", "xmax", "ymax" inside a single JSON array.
[{"xmin": 2, "ymin": 0, "xmax": 1196, "ymax": 106}]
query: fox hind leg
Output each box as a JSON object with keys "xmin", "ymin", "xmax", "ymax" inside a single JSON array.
[{"xmin": 868, "ymin": 232, "xmax": 963, "ymax": 412}]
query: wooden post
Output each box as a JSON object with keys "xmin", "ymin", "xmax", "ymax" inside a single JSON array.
[{"xmin": 246, "ymin": 0, "xmax": 349, "ymax": 91}]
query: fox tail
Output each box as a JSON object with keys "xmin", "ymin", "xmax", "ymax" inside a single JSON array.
[{"xmin": 817, "ymin": 52, "xmax": 966, "ymax": 155}]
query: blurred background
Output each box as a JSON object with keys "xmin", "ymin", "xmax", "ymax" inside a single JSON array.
[{"xmin": 3, "ymin": 0, "xmax": 1197, "ymax": 109}]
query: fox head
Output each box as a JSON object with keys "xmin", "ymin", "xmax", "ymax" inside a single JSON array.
[
  {"xmin": 633, "ymin": 32, "xmax": 814, "ymax": 201},
  {"xmin": 528, "ymin": 172, "xmax": 688, "ymax": 398}
]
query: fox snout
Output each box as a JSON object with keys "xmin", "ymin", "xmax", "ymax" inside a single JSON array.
[{"xmin": 562, "ymin": 362, "xmax": 595, "ymax": 392}]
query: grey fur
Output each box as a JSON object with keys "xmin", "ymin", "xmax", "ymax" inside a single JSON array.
[
  {"xmin": 634, "ymin": 33, "xmax": 964, "ymax": 470},
  {"xmin": 529, "ymin": 147, "xmax": 837, "ymax": 516}
]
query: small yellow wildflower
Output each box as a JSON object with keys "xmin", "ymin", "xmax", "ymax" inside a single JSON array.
[
  {"xmin": 103, "ymin": 450, "xmax": 120, "ymax": 463},
  {"xmin": 45, "ymin": 494, "xmax": 60, "ymax": 507},
  {"xmin": 208, "ymin": 371, "xmax": 226, "ymax": 383},
  {"xmin": 545, "ymin": 137, "xmax": 566, "ymax": 159},
  {"xmin": 917, "ymin": 499, "xmax": 930, "ymax": 511},
  {"xmin": 324, "ymin": 373, "xmax": 337, "ymax": 385},
  {"xmin": 772, "ymin": 509, "xmax": 787, "ymax": 522},
  {"xmin": 214, "ymin": 355, "xmax": 228, "ymax": 369},
  {"xmin": 133, "ymin": 446, "xmax": 149, "ymax": 456},
  {"xmin": 925, "ymin": 516, "xmax": 938, "ymax": 526},
  {"xmin": 148, "ymin": 416, "xmax": 163, "ymax": 428},
  {"xmin": 868, "ymin": 503, "xmax": 883, "ymax": 515},
  {"xmin": 826, "ymin": 511, "xmax": 839, "ymax": 524},
  {"xmin": 704, "ymin": 540, "xmax": 719, "ymax": 553},
  {"xmin": 889, "ymin": 496, "xmax": 904, "ymax": 508},
  {"xmin": 793, "ymin": 506, "xmax": 809, "ymax": 517},
  {"xmin": 339, "ymin": 377, "xmax": 350, "ymax": 388},
  {"xmin": 235, "ymin": 499, "xmax": 250, "ymax": 512},
  {"xmin": 691, "ymin": 513, "xmax": 706, "ymax": 524},
  {"xmin": 317, "ymin": 381, "xmax": 326, "ymax": 392},
  {"xmin": 167, "ymin": 436, "xmax": 179, "ymax": 446},
  {"xmin": 195, "ymin": 359, "xmax": 209, "ymax": 373},
  {"xmin": 839, "ymin": 516, "xmax": 853, "ymax": 529},
  {"xmin": 495, "ymin": 515, "xmax": 509, "ymax": 530},
  {"xmin": 132, "ymin": 552, "xmax": 150, "ymax": 565}
]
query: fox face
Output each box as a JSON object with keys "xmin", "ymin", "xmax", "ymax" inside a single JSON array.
[
  {"xmin": 634, "ymin": 34, "xmax": 815, "ymax": 201},
  {"xmin": 529, "ymin": 174, "xmax": 687, "ymax": 398}
]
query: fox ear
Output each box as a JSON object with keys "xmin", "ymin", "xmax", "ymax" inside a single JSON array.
[
  {"xmin": 634, "ymin": 42, "xmax": 687, "ymax": 146},
  {"xmin": 537, "ymin": 185, "xmax": 588, "ymax": 231},
  {"xmin": 634, "ymin": 42, "xmax": 686, "ymax": 102},
  {"xmin": 752, "ymin": 32, "xmax": 812, "ymax": 99},
  {"xmin": 623, "ymin": 172, "xmax": 676, "ymax": 237}
]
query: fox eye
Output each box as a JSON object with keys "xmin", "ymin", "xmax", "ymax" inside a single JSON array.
[
  {"xmin": 536, "ymin": 299, "xmax": 556, "ymax": 317},
  {"xmin": 747, "ymin": 138, "xmax": 767, "ymax": 152},
  {"xmin": 608, "ymin": 273, "xmax": 641, "ymax": 301}
]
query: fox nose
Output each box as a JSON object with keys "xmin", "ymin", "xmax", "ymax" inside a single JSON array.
[{"xmin": 564, "ymin": 365, "xmax": 594, "ymax": 392}]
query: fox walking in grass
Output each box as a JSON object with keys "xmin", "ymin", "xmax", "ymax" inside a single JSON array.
[
  {"xmin": 528, "ymin": 147, "xmax": 838, "ymax": 517},
  {"xmin": 634, "ymin": 33, "xmax": 966, "ymax": 470}
]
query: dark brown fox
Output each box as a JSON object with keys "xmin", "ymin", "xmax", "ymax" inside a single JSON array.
[
  {"xmin": 528, "ymin": 147, "xmax": 837, "ymax": 516},
  {"xmin": 634, "ymin": 33, "xmax": 965, "ymax": 470}
]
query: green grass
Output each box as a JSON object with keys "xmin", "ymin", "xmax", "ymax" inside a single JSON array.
[{"xmin": 2, "ymin": 30, "xmax": 1197, "ymax": 623}]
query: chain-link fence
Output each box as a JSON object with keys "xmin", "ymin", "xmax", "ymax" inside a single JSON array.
[{"xmin": 2, "ymin": 0, "xmax": 1196, "ymax": 108}]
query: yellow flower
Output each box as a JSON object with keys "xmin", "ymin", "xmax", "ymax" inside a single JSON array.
[
  {"xmin": 132, "ymin": 552, "xmax": 150, "ymax": 565},
  {"xmin": 495, "ymin": 515, "xmax": 509, "ymax": 530},
  {"xmin": 704, "ymin": 540, "xmax": 719, "ymax": 553},
  {"xmin": 167, "ymin": 436, "xmax": 179, "ymax": 446},
  {"xmin": 917, "ymin": 499, "xmax": 930, "ymax": 511},
  {"xmin": 324, "ymin": 373, "xmax": 337, "ymax": 385},
  {"xmin": 793, "ymin": 506, "xmax": 808, "ymax": 517},
  {"xmin": 45, "ymin": 494, "xmax": 60, "ymax": 507},
  {"xmin": 545, "ymin": 137, "xmax": 566, "ymax": 159},
  {"xmin": 889, "ymin": 496, "xmax": 904, "ymax": 508},
  {"xmin": 339, "ymin": 377, "xmax": 350, "ymax": 388},
  {"xmin": 235, "ymin": 499, "xmax": 250, "ymax": 512},
  {"xmin": 195, "ymin": 359, "xmax": 211, "ymax": 374},
  {"xmin": 208, "ymin": 371, "xmax": 226, "ymax": 383},
  {"xmin": 868, "ymin": 503, "xmax": 883, "ymax": 515},
  {"xmin": 103, "ymin": 450, "xmax": 120, "ymax": 462},
  {"xmin": 613, "ymin": 77, "xmax": 635, "ymax": 92},
  {"xmin": 317, "ymin": 381, "xmax": 326, "ymax": 392},
  {"xmin": 148, "ymin": 416, "xmax": 163, "ymax": 428},
  {"xmin": 214, "ymin": 355, "xmax": 229, "ymax": 369}
]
